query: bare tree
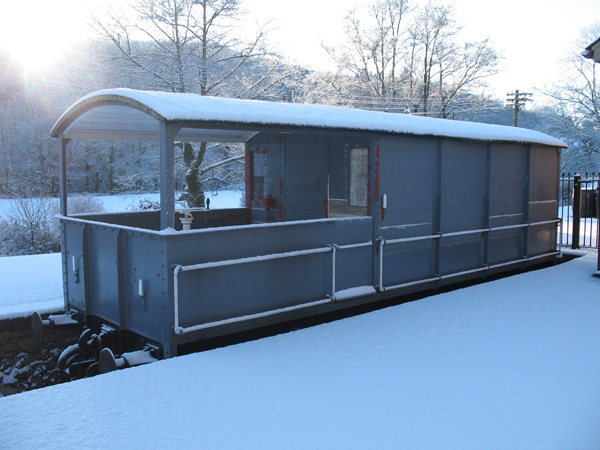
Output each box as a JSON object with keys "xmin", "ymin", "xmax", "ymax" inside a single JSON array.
[
  {"xmin": 545, "ymin": 22, "xmax": 600, "ymax": 172},
  {"xmin": 92, "ymin": 0, "xmax": 297, "ymax": 96},
  {"xmin": 93, "ymin": 0, "xmax": 301, "ymax": 207},
  {"xmin": 321, "ymin": 0, "xmax": 500, "ymax": 117},
  {"xmin": 323, "ymin": 0, "xmax": 411, "ymax": 108}
]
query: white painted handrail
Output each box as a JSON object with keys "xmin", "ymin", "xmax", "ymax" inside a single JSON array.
[
  {"xmin": 173, "ymin": 241, "xmax": 372, "ymax": 335},
  {"xmin": 377, "ymin": 219, "xmax": 561, "ymax": 292}
]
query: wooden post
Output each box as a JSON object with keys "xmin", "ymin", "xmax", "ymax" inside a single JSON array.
[{"xmin": 513, "ymin": 90, "xmax": 519, "ymax": 127}]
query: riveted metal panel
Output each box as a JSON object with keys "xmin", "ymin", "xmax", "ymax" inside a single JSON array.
[
  {"xmin": 125, "ymin": 234, "xmax": 169, "ymax": 341},
  {"xmin": 439, "ymin": 234, "xmax": 485, "ymax": 275},
  {"xmin": 440, "ymin": 140, "xmax": 487, "ymax": 234},
  {"xmin": 488, "ymin": 229, "xmax": 525, "ymax": 265},
  {"xmin": 88, "ymin": 226, "xmax": 120, "ymax": 323},
  {"xmin": 377, "ymin": 135, "xmax": 437, "ymax": 240},
  {"xmin": 168, "ymin": 217, "xmax": 373, "ymax": 329},
  {"xmin": 332, "ymin": 217, "xmax": 373, "ymax": 291},
  {"xmin": 177, "ymin": 252, "xmax": 330, "ymax": 326},
  {"xmin": 63, "ymin": 221, "xmax": 87, "ymax": 312},
  {"xmin": 74, "ymin": 210, "xmax": 161, "ymax": 231},
  {"xmin": 529, "ymin": 146, "xmax": 559, "ymax": 223},
  {"xmin": 382, "ymin": 240, "xmax": 436, "ymax": 286},
  {"xmin": 528, "ymin": 146, "xmax": 559, "ymax": 256},
  {"xmin": 489, "ymin": 144, "xmax": 527, "ymax": 228}
]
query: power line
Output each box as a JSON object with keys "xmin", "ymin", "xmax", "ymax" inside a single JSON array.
[{"xmin": 506, "ymin": 90, "xmax": 533, "ymax": 127}]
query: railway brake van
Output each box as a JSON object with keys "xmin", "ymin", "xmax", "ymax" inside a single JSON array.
[{"xmin": 51, "ymin": 89, "xmax": 566, "ymax": 373}]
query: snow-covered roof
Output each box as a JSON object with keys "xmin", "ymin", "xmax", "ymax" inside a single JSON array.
[
  {"xmin": 583, "ymin": 36, "xmax": 600, "ymax": 63},
  {"xmin": 51, "ymin": 88, "xmax": 567, "ymax": 147}
]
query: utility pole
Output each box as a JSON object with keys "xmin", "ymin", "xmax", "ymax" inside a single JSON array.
[{"xmin": 506, "ymin": 90, "xmax": 533, "ymax": 127}]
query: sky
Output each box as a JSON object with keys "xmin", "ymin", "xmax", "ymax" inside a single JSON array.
[
  {"xmin": 242, "ymin": 0, "xmax": 600, "ymax": 99},
  {"xmin": 1, "ymin": 0, "xmax": 600, "ymax": 101}
]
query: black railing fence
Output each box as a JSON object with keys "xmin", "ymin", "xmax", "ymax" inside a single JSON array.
[{"xmin": 559, "ymin": 173, "xmax": 599, "ymax": 249}]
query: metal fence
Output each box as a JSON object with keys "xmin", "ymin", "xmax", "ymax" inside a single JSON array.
[{"xmin": 558, "ymin": 173, "xmax": 599, "ymax": 249}]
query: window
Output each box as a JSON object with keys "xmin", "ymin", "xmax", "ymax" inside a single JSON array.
[
  {"xmin": 252, "ymin": 151, "xmax": 265, "ymax": 201},
  {"xmin": 349, "ymin": 147, "xmax": 368, "ymax": 207}
]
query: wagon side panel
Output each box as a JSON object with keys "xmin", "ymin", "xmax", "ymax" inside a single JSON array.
[
  {"xmin": 487, "ymin": 144, "xmax": 528, "ymax": 265},
  {"xmin": 438, "ymin": 140, "xmax": 487, "ymax": 276},
  {"xmin": 528, "ymin": 146, "xmax": 560, "ymax": 256}
]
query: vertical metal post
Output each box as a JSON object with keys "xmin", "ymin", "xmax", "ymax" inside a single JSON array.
[
  {"xmin": 58, "ymin": 135, "xmax": 70, "ymax": 216},
  {"xmin": 572, "ymin": 174, "xmax": 581, "ymax": 249},
  {"xmin": 523, "ymin": 146, "xmax": 531, "ymax": 258},
  {"xmin": 582, "ymin": 173, "xmax": 588, "ymax": 246},
  {"xmin": 597, "ymin": 173, "xmax": 600, "ymax": 271},
  {"xmin": 159, "ymin": 122, "xmax": 180, "ymax": 230},
  {"xmin": 58, "ymin": 135, "xmax": 70, "ymax": 311},
  {"xmin": 483, "ymin": 144, "xmax": 491, "ymax": 267},
  {"xmin": 329, "ymin": 245, "xmax": 336, "ymax": 299},
  {"xmin": 433, "ymin": 139, "xmax": 442, "ymax": 277}
]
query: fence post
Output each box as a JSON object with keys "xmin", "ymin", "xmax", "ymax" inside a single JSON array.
[
  {"xmin": 597, "ymin": 174, "xmax": 600, "ymax": 271},
  {"xmin": 572, "ymin": 174, "xmax": 581, "ymax": 249}
]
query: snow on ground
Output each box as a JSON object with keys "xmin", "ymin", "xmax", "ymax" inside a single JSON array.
[
  {"xmin": 558, "ymin": 205, "xmax": 598, "ymax": 248},
  {"xmin": 1, "ymin": 251, "xmax": 600, "ymax": 449},
  {"xmin": 0, "ymin": 188, "xmax": 243, "ymax": 219},
  {"xmin": 96, "ymin": 189, "xmax": 243, "ymax": 213},
  {"xmin": 0, "ymin": 253, "xmax": 63, "ymax": 320},
  {"xmin": 0, "ymin": 190, "xmax": 243, "ymax": 320}
]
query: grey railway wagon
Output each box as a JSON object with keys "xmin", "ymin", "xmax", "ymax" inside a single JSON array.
[{"xmin": 51, "ymin": 89, "xmax": 566, "ymax": 363}]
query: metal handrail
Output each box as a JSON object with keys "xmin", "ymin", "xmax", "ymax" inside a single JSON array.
[
  {"xmin": 377, "ymin": 218, "xmax": 561, "ymax": 292},
  {"xmin": 173, "ymin": 241, "xmax": 373, "ymax": 335}
]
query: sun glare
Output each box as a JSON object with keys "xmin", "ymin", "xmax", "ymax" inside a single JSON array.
[
  {"xmin": 7, "ymin": 42, "xmax": 63, "ymax": 71},
  {"xmin": 0, "ymin": 0, "xmax": 92, "ymax": 71}
]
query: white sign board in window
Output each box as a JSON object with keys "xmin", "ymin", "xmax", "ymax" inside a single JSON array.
[{"xmin": 349, "ymin": 147, "xmax": 368, "ymax": 207}]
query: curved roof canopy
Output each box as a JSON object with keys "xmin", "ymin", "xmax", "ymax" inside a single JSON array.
[{"xmin": 51, "ymin": 89, "xmax": 567, "ymax": 147}]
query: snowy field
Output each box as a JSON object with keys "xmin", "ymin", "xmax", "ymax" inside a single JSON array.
[
  {"xmin": 1, "ymin": 250, "xmax": 600, "ymax": 449},
  {"xmin": 0, "ymin": 189, "xmax": 244, "ymax": 219},
  {"xmin": 0, "ymin": 190, "xmax": 243, "ymax": 320}
]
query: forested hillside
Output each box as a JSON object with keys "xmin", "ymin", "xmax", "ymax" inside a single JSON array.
[{"xmin": 0, "ymin": 0, "xmax": 598, "ymax": 201}]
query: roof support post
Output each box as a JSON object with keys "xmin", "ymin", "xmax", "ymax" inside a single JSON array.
[
  {"xmin": 160, "ymin": 122, "xmax": 180, "ymax": 230},
  {"xmin": 59, "ymin": 134, "xmax": 71, "ymax": 216}
]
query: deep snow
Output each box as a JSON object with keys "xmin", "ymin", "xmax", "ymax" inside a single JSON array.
[{"xmin": 1, "ymin": 250, "xmax": 599, "ymax": 449}]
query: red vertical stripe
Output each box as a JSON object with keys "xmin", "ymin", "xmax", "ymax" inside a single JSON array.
[
  {"xmin": 279, "ymin": 178, "xmax": 285, "ymax": 222},
  {"xmin": 375, "ymin": 145, "xmax": 380, "ymax": 203},
  {"xmin": 245, "ymin": 145, "xmax": 252, "ymax": 223}
]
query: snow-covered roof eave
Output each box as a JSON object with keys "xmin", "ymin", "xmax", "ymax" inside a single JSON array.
[
  {"xmin": 50, "ymin": 88, "xmax": 568, "ymax": 148},
  {"xmin": 583, "ymin": 36, "xmax": 600, "ymax": 63}
]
